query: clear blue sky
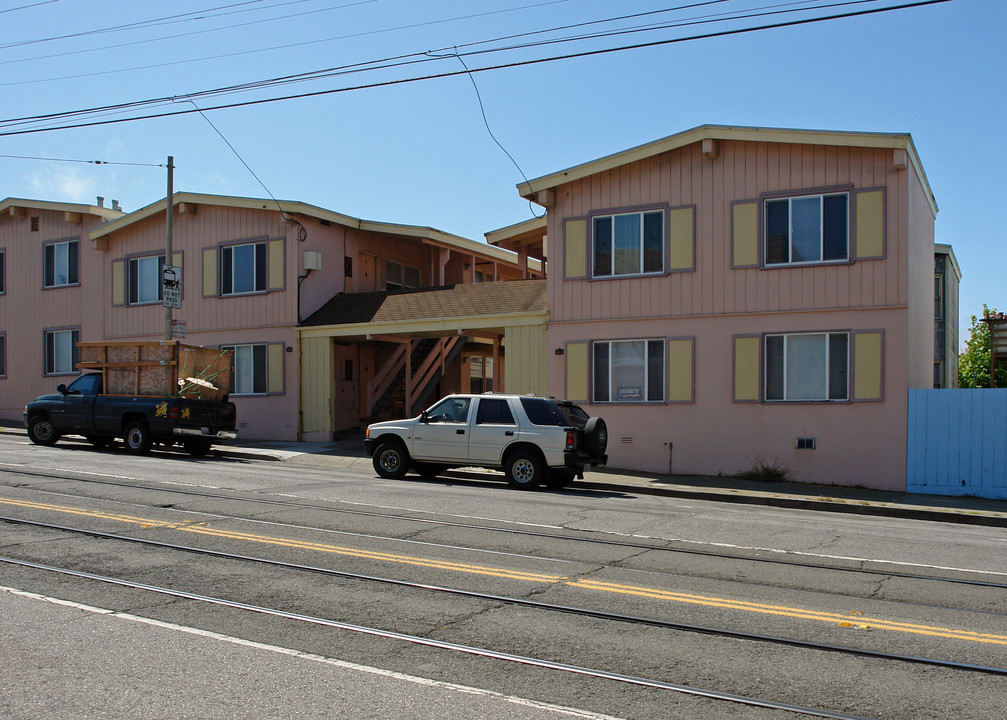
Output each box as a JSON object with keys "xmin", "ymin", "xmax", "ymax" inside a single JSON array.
[{"xmin": 1, "ymin": 0, "xmax": 1001, "ymax": 347}]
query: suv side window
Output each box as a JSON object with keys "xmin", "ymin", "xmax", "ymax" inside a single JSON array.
[
  {"xmin": 66, "ymin": 373, "xmax": 102, "ymax": 396},
  {"xmin": 519, "ymin": 397, "xmax": 567, "ymax": 426},
  {"xmin": 426, "ymin": 397, "xmax": 471, "ymax": 423},
  {"xmin": 476, "ymin": 398, "xmax": 515, "ymax": 425}
]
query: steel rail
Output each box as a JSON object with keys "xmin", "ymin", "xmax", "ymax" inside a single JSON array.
[
  {"xmin": 2, "ymin": 466, "xmax": 1005, "ymax": 590},
  {"xmin": 1, "ymin": 553, "xmax": 877, "ymax": 720},
  {"xmin": 4, "ymin": 516, "xmax": 1006, "ymax": 678}
]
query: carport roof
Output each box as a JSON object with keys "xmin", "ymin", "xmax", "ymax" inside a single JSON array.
[{"xmin": 301, "ymin": 280, "xmax": 546, "ymax": 328}]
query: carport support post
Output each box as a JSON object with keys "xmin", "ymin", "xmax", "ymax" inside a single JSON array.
[{"xmin": 163, "ymin": 156, "xmax": 174, "ymax": 342}]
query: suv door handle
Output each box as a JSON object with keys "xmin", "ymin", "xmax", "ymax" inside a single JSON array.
[
  {"xmin": 504, "ymin": 431, "xmax": 514, "ymax": 436},
  {"xmin": 456, "ymin": 429, "xmax": 465, "ymax": 435}
]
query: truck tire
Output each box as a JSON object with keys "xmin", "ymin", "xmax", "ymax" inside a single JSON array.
[
  {"xmin": 27, "ymin": 415, "xmax": 60, "ymax": 446},
  {"xmin": 373, "ymin": 441, "xmax": 409, "ymax": 479},
  {"xmin": 184, "ymin": 439, "xmax": 213, "ymax": 457},
  {"xmin": 124, "ymin": 421, "xmax": 153, "ymax": 455},
  {"xmin": 504, "ymin": 449, "xmax": 544, "ymax": 489}
]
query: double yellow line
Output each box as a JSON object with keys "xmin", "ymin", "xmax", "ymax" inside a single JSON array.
[{"xmin": 5, "ymin": 496, "xmax": 1007, "ymax": 646}]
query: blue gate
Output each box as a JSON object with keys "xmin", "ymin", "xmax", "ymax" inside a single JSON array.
[{"xmin": 907, "ymin": 389, "xmax": 1007, "ymax": 499}]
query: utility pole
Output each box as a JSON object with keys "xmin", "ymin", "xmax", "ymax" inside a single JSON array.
[{"xmin": 164, "ymin": 156, "xmax": 174, "ymax": 341}]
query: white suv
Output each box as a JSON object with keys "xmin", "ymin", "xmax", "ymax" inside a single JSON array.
[{"xmin": 363, "ymin": 394, "xmax": 608, "ymax": 489}]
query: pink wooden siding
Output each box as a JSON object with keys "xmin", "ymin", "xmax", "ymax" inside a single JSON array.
[{"xmin": 548, "ymin": 141, "xmax": 909, "ymax": 324}]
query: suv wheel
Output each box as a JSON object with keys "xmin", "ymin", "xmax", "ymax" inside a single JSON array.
[
  {"xmin": 504, "ymin": 450, "xmax": 543, "ymax": 489},
  {"xmin": 373, "ymin": 442, "xmax": 409, "ymax": 479}
]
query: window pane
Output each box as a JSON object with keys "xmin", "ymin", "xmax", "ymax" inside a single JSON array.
[
  {"xmin": 68, "ymin": 241, "xmax": 79, "ymax": 284},
  {"xmin": 593, "ymin": 217, "xmax": 612, "ymax": 277},
  {"xmin": 829, "ymin": 333, "xmax": 848, "ymax": 400},
  {"xmin": 234, "ymin": 346, "xmax": 252, "ymax": 394},
  {"xmin": 593, "ymin": 342, "xmax": 610, "ymax": 402},
  {"xmin": 643, "ymin": 212, "xmax": 663, "ymax": 273},
  {"xmin": 404, "ymin": 265, "xmax": 420, "ymax": 288},
  {"xmin": 0, "ymin": 336, "xmax": 5, "ymax": 375},
  {"xmin": 253, "ymin": 344, "xmax": 267, "ymax": 394},
  {"xmin": 765, "ymin": 336, "xmax": 784, "ymax": 400},
  {"xmin": 255, "ymin": 243, "xmax": 267, "ymax": 291},
  {"xmin": 612, "ymin": 340, "xmax": 645, "ymax": 401},
  {"xmin": 44, "ymin": 244, "xmax": 54, "ymax": 286},
  {"xmin": 790, "ymin": 197, "xmax": 821, "ymax": 263},
  {"xmin": 386, "ymin": 261, "xmax": 402, "ymax": 287},
  {"xmin": 647, "ymin": 339, "xmax": 664, "ymax": 402},
  {"xmin": 822, "ymin": 195, "xmax": 848, "ymax": 260},
  {"xmin": 138, "ymin": 256, "xmax": 160, "ymax": 303},
  {"xmin": 129, "ymin": 259, "xmax": 139, "ymax": 303},
  {"xmin": 221, "ymin": 248, "xmax": 232, "ymax": 295},
  {"xmin": 613, "ymin": 214, "xmax": 641, "ymax": 276},
  {"xmin": 53, "ymin": 330, "xmax": 73, "ymax": 373},
  {"xmin": 765, "ymin": 200, "xmax": 789, "ymax": 264},
  {"xmin": 54, "ymin": 243, "xmax": 69, "ymax": 285},
  {"xmin": 232, "ymin": 245, "xmax": 255, "ymax": 294},
  {"xmin": 786, "ymin": 334, "xmax": 827, "ymax": 400}
]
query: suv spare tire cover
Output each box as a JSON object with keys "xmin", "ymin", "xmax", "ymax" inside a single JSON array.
[{"xmin": 584, "ymin": 417, "xmax": 608, "ymax": 457}]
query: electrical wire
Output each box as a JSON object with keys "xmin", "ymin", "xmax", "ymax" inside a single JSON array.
[
  {"xmin": 0, "ymin": 0, "xmax": 952, "ymax": 138},
  {"xmin": 0, "ymin": 0, "xmax": 917, "ymax": 129},
  {"xmin": 0, "ymin": 153, "xmax": 165, "ymax": 167},
  {"xmin": 0, "ymin": 0, "xmax": 61, "ymax": 15}
]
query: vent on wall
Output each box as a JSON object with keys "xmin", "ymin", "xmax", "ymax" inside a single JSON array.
[
  {"xmin": 303, "ymin": 251, "xmax": 322, "ymax": 271},
  {"xmin": 796, "ymin": 437, "xmax": 816, "ymax": 450},
  {"xmin": 30, "ymin": 216, "xmax": 39, "ymax": 232}
]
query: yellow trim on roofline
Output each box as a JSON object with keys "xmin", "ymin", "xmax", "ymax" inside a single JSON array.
[
  {"xmin": 1, "ymin": 197, "xmax": 124, "ymax": 221},
  {"xmin": 87, "ymin": 192, "xmax": 524, "ymax": 265},
  {"xmin": 518, "ymin": 124, "xmax": 937, "ymax": 217}
]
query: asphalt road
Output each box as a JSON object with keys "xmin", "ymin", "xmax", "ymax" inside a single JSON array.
[{"xmin": 2, "ymin": 434, "xmax": 1005, "ymax": 719}]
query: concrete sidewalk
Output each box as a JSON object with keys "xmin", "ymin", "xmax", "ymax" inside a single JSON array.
[{"xmin": 216, "ymin": 431, "xmax": 1007, "ymax": 528}]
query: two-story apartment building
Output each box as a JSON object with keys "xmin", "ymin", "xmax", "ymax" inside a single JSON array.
[
  {"xmin": 516, "ymin": 125, "xmax": 943, "ymax": 491},
  {"xmin": 0, "ymin": 192, "xmax": 539, "ymax": 441}
]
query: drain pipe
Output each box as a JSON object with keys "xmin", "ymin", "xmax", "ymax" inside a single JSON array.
[{"xmin": 666, "ymin": 441, "xmax": 673, "ymax": 476}]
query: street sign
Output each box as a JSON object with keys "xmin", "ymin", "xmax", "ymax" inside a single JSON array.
[
  {"xmin": 162, "ymin": 265, "xmax": 182, "ymax": 309},
  {"xmin": 171, "ymin": 319, "xmax": 187, "ymax": 339}
]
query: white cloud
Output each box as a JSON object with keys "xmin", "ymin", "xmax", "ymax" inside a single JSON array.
[{"xmin": 21, "ymin": 166, "xmax": 98, "ymax": 203}]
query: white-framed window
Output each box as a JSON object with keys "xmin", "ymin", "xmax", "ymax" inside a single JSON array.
[
  {"xmin": 593, "ymin": 339, "xmax": 665, "ymax": 403},
  {"xmin": 222, "ymin": 242, "xmax": 266, "ymax": 295},
  {"xmin": 592, "ymin": 210, "xmax": 663, "ymax": 278},
  {"xmin": 386, "ymin": 261, "xmax": 420, "ymax": 290},
  {"xmin": 765, "ymin": 332, "xmax": 848, "ymax": 401},
  {"xmin": 44, "ymin": 239, "xmax": 79, "ymax": 288},
  {"xmin": 128, "ymin": 254, "xmax": 165, "ymax": 304},
  {"xmin": 221, "ymin": 343, "xmax": 267, "ymax": 395},
  {"xmin": 765, "ymin": 192, "xmax": 848, "ymax": 266},
  {"xmin": 45, "ymin": 328, "xmax": 80, "ymax": 375}
]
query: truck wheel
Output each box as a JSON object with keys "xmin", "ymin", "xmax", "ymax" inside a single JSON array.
[
  {"xmin": 27, "ymin": 415, "xmax": 60, "ymax": 446},
  {"xmin": 184, "ymin": 439, "xmax": 213, "ymax": 457},
  {"xmin": 373, "ymin": 442, "xmax": 409, "ymax": 479},
  {"xmin": 124, "ymin": 422, "xmax": 153, "ymax": 455},
  {"xmin": 504, "ymin": 450, "xmax": 543, "ymax": 489}
]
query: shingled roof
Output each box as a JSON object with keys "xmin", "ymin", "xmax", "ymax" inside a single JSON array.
[{"xmin": 301, "ymin": 279, "xmax": 547, "ymax": 327}]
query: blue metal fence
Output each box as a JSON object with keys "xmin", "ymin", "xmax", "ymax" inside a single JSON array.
[{"xmin": 907, "ymin": 389, "xmax": 1007, "ymax": 499}]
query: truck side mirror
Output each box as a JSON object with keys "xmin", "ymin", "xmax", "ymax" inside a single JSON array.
[
  {"xmin": 419, "ymin": 410, "xmax": 429, "ymax": 423},
  {"xmin": 57, "ymin": 384, "xmax": 68, "ymax": 394}
]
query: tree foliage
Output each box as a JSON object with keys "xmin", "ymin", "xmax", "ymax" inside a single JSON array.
[{"xmin": 959, "ymin": 305, "xmax": 1007, "ymax": 388}]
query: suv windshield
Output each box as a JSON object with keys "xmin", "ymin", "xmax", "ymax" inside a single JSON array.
[{"xmin": 520, "ymin": 397, "xmax": 589, "ymax": 427}]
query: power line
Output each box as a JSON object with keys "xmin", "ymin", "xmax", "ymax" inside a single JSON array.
[
  {"xmin": 0, "ymin": 0, "xmax": 61, "ymax": 15},
  {"xmin": 0, "ymin": 0, "xmax": 907, "ymax": 128},
  {"xmin": 0, "ymin": 153, "xmax": 165, "ymax": 167},
  {"xmin": 0, "ymin": 0, "xmax": 952, "ymax": 138}
]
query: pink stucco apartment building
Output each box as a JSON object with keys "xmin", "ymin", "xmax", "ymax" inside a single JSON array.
[
  {"xmin": 0, "ymin": 193, "xmax": 535, "ymax": 441},
  {"xmin": 515, "ymin": 125, "xmax": 947, "ymax": 491}
]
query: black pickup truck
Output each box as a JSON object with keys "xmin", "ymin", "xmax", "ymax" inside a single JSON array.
[{"xmin": 23, "ymin": 372, "xmax": 237, "ymax": 456}]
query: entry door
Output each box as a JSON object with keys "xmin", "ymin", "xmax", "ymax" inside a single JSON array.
[{"xmin": 358, "ymin": 255, "xmax": 376, "ymax": 292}]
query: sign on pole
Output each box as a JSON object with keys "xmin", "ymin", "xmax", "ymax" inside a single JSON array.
[{"xmin": 162, "ymin": 265, "xmax": 182, "ymax": 309}]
